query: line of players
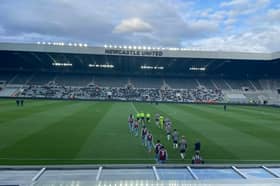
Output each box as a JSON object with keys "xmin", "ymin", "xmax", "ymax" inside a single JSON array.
[
  {"xmin": 128, "ymin": 112, "xmax": 168, "ymax": 163},
  {"xmin": 154, "ymin": 113, "xmax": 204, "ymax": 164},
  {"xmin": 128, "ymin": 112, "xmax": 204, "ymax": 164}
]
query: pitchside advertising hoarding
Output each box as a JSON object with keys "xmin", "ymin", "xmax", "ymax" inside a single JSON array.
[{"xmin": 105, "ymin": 49, "xmax": 163, "ymax": 57}]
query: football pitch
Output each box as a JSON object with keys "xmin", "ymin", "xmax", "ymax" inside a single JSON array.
[{"xmin": 0, "ymin": 99, "xmax": 280, "ymax": 165}]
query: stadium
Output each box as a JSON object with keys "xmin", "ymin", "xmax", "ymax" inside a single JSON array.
[{"xmin": 0, "ymin": 42, "xmax": 280, "ymax": 185}]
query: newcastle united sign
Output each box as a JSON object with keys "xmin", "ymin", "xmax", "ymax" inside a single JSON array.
[{"xmin": 105, "ymin": 49, "xmax": 163, "ymax": 57}]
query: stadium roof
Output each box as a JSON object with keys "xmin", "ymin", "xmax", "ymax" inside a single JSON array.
[
  {"xmin": 0, "ymin": 42, "xmax": 280, "ymax": 78},
  {"xmin": 0, "ymin": 42, "xmax": 280, "ymax": 61}
]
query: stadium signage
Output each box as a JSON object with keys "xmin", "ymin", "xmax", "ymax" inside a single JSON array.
[{"xmin": 105, "ymin": 49, "xmax": 163, "ymax": 57}]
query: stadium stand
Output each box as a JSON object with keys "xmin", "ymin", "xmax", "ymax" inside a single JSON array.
[{"xmin": 0, "ymin": 42, "xmax": 279, "ymax": 105}]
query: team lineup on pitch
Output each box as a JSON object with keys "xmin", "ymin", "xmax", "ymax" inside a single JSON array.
[{"xmin": 0, "ymin": 99, "xmax": 280, "ymax": 165}]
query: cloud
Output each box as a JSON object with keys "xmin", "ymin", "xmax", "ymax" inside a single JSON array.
[
  {"xmin": 266, "ymin": 8, "xmax": 280, "ymax": 23},
  {"xmin": 113, "ymin": 17, "xmax": 153, "ymax": 34},
  {"xmin": 0, "ymin": 0, "xmax": 279, "ymax": 52},
  {"xmin": 221, "ymin": 0, "xmax": 270, "ymax": 17},
  {"xmin": 189, "ymin": 26, "xmax": 280, "ymax": 52}
]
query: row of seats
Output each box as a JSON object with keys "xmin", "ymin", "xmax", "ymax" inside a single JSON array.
[{"xmin": 20, "ymin": 82, "xmax": 224, "ymax": 103}]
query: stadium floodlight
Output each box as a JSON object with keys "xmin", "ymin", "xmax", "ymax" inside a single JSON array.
[
  {"xmin": 104, "ymin": 44, "xmax": 107, "ymax": 48},
  {"xmin": 79, "ymin": 43, "xmax": 83, "ymax": 47},
  {"xmin": 74, "ymin": 43, "xmax": 77, "ymax": 47},
  {"xmin": 114, "ymin": 45, "xmax": 117, "ymax": 49},
  {"xmin": 42, "ymin": 42, "xmax": 46, "ymax": 45},
  {"xmin": 157, "ymin": 47, "xmax": 160, "ymax": 50},
  {"xmin": 133, "ymin": 46, "xmax": 137, "ymax": 50},
  {"xmin": 123, "ymin": 45, "xmax": 127, "ymax": 49},
  {"xmin": 189, "ymin": 67, "xmax": 206, "ymax": 71},
  {"xmin": 68, "ymin": 43, "xmax": 73, "ymax": 46},
  {"xmin": 128, "ymin": 45, "xmax": 132, "ymax": 49},
  {"xmin": 152, "ymin": 47, "xmax": 156, "ymax": 50},
  {"xmin": 138, "ymin": 46, "xmax": 142, "ymax": 50},
  {"xmin": 48, "ymin": 42, "xmax": 51, "ymax": 45},
  {"xmin": 118, "ymin": 45, "xmax": 122, "ymax": 49},
  {"xmin": 143, "ymin": 46, "xmax": 146, "ymax": 50},
  {"xmin": 147, "ymin": 46, "xmax": 151, "ymax": 50},
  {"xmin": 37, "ymin": 42, "xmax": 41, "ymax": 45},
  {"xmin": 109, "ymin": 45, "xmax": 112, "ymax": 48},
  {"xmin": 84, "ymin": 44, "xmax": 88, "ymax": 47}
]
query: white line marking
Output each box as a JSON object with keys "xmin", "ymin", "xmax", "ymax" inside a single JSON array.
[
  {"xmin": 96, "ymin": 166, "xmax": 103, "ymax": 181},
  {"xmin": 130, "ymin": 102, "xmax": 138, "ymax": 113},
  {"xmin": 232, "ymin": 166, "xmax": 247, "ymax": 179},
  {"xmin": 262, "ymin": 166, "xmax": 280, "ymax": 178},
  {"xmin": 187, "ymin": 166, "xmax": 198, "ymax": 180},
  {"xmin": 152, "ymin": 166, "xmax": 160, "ymax": 180},
  {"xmin": 32, "ymin": 167, "xmax": 46, "ymax": 182}
]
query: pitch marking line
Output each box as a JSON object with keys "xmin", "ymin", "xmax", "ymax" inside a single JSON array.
[{"xmin": 130, "ymin": 102, "xmax": 138, "ymax": 113}]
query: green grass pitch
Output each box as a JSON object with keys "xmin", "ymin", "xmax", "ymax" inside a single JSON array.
[{"xmin": 0, "ymin": 99, "xmax": 280, "ymax": 165}]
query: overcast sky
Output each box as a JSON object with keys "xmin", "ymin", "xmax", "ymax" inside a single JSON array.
[{"xmin": 0, "ymin": 0, "xmax": 280, "ymax": 52}]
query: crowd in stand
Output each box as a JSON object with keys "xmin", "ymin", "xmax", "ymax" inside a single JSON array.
[{"xmin": 19, "ymin": 81, "xmax": 224, "ymax": 103}]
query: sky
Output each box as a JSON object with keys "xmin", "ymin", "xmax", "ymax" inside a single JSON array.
[{"xmin": 0, "ymin": 0, "xmax": 280, "ymax": 52}]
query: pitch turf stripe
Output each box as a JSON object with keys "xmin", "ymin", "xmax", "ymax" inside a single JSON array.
[
  {"xmin": 231, "ymin": 106, "xmax": 280, "ymax": 120},
  {"xmin": 188, "ymin": 105, "xmax": 280, "ymax": 131},
  {"xmin": 206, "ymin": 104, "xmax": 280, "ymax": 120},
  {"xmin": 0, "ymin": 101, "xmax": 104, "ymax": 158},
  {"xmin": 184, "ymin": 106, "xmax": 279, "ymax": 146},
  {"xmin": 77, "ymin": 102, "xmax": 147, "ymax": 158},
  {"xmin": 162, "ymin": 104, "xmax": 278, "ymax": 159},
  {"xmin": 0, "ymin": 101, "xmax": 94, "ymax": 153},
  {"xmin": 241, "ymin": 105, "xmax": 280, "ymax": 114},
  {"xmin": 0, "ymin": 100, "xmax": 72, "ymax": 123},
  {"xmin": 182, "ymin": 104, "xmax": 280, "ymax": 146}
]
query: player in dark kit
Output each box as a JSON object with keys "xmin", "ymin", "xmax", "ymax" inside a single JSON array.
[
  {"xmin": 141, "ymin": 125, "xmax": 148, "ymax": 146},
  {"xmin": 224, "ymin": 104, "xmax": 227, "ymax": 111},
  {"xmin": 179, "ymin": 136, "xmax": 187, "ymax": 160},
  {"xmin": 158, "ymin": 146, "xmax": 168, "ymax": 164},
  {"xmin": 172, "ymin": 129, "xmax": 179, "ymax": 149},
  {"xmin": 133, "ymin": 120, "xmax": 139, "ymax": 136},
  {"xmin": 195, "ymin": 140, "xmax": 201, "ymax": 152},
  {"xmin": 146, "ymin": 131, "xmax": 154, "ymax": 152},
  {"xmin": 154, "ymin": 140, "xmax": 162, "ymax": 163},
  {"xmin": 128, "ymin": 114, "xmax": 134, "ymax": 134},
  {"xmin": 192, "ymin": 151, "xmax": 204, "ymax": 164},
  {"xmin": 20, "ymin": 99, "xmax": 24, "ymax": 106},
  {"xmin": 16, "ymin": 100, "xmax": 20, "ymax": 106},
  {"xmin": 165, "ymin": 122, "xmax": 172, "ymax": 141}
]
